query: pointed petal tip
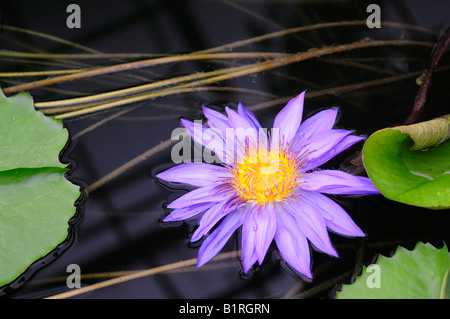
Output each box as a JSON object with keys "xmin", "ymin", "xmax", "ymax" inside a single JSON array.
[
  {"xmin": 224, "ymin": 106, "xmax": 234, "ymax": 117},
  {"xmin": 237, "ymin": 100, "xmax": 248, "ymax": 114},
  {"xmin": 287, "ymin": 260, "xmax": 312, "ymax": 279},
  {"xmin": 273, "ymin": 90, "xmax": 306, "ymax": 144},
  {"xmin": 237, "ymin": 101, "xmax": 245, "ymax": 113},
  {"xmin": 328, "ymin": 107, "xmax": 339, "ymax": 119},
  {"xmin": 242, "ymin": 256, "xmax": 256, "ymax": 274},
  {"xmin": 292, "ymin": 90, "xmax": 306, "ymax": 104},
  {"xmin": 257, "ymin": 256, "xmax": 264, "ymax": 265},
  {"xmin": 329, "ymin": 247, "xmax": 339, "ymax": 258},
  {"xmin": 155, "ymin": 168, "xmax": 176, "ymax": 182},
  {"xmin": 342, "ymin": 220, "xmax": 366, "ymax": 237},
  {"xmin": 180, "ymin": 118, "xmax": 193, "ymax": 131},
  {"xmin": 196, "ymin": 246, "xmax": 212, "ymax": 268},
  {"xmin": 350, "ymin": 227, "xmax": 366, "ymax": 237},
  {"xmin": 201, "ymin": 105, "xmax": 209, "ymax": 114},
  {"xmin": 196, "ymin": 256, "xmax": 206, "ymax": 268},
  {"xmin": 331, "ymin": 227, "xmax": 366, "ymax": 239},
  {"xmin": 166, "ymin": 202, "xmax": 176, "ymax": 209},
  {"xmin": 190, "ymin": 232, "xmax": 202, "ymax": 243},
  {"xmin": 301, "ymin": 268, "xmax": 313, "ymax": 279},
  {"xmin": 289, "ymin": 90, "xmax": 306, "ymax": 107},
  {"xmin": 242, "ymin": 267, "xmax": 251, "ymax": 275}
]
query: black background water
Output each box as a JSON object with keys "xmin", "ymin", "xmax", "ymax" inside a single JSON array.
[{"xmin": 0, "ymin": 0, "xmax": 449, "ymax": 299}]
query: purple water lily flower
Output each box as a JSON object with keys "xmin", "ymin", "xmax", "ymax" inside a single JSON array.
[{"xmin": 157, "ymin": 90, "xmax": 379, "ymax": 278}]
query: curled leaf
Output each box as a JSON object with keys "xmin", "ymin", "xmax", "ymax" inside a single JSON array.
[
  {"xmin": 397, "ymin": 114, "xmax": 450, "ymax": 151},
  {"xmin": 362, "ymin": 114, "xmax": 450, "ymax": 209}
]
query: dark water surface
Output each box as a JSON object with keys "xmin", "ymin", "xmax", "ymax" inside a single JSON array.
[{"xmin": 1, "ymin": 0, "xmax": 449, "ymax": 299}]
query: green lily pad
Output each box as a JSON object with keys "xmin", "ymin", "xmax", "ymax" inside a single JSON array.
[
  {"xmin": 337, "ymin": 242, "xmax": 450, "ymax": 299},
  {"xmin": 362, "ymin": 115, "xmax": 450, "ymax": 209},
  {"xmin": 0, "ymin": 89, "xmax": 80, "ymax": 287}
]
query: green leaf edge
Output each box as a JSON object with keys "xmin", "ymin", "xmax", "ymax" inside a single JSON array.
[
  {"xmin": 0, "ymin": 89, "xmax": 80, "ymax": 287},
  {"xmin": 362, "ymin": 118, "xmax": 450, "ymax": 209},
  {"xmin": 0, "ymin": 89, "xmax": 70, "ymax": 170},
  {"xmin": 336, "ymin": 242, "xmax": 450, "ymax": 299}
]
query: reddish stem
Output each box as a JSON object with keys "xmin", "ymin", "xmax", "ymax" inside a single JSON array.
[{"xmin": 404, "ymin": 29, "xmax": 450, "ymax": 125}]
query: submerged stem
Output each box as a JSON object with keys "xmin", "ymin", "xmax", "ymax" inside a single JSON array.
[
  {"xmin": 48, "ymin": 40, "xmax": 433, "ymax": 119},
  {"xmin": 36, "ymin": 60, "xmax": 279, "ymax": 109},
  {"xmin": 3, "ymin": 40, "xmax": 433, "ymax": 98},
  {"xmin": 44, "ymin": 250, "xmax": 239, "ymax": 299},
  {"xmin": 195, "ymin": 20, "xmax": 438, "ymax": 55},
  {"xmin": 2, "ymin": 52, "xmax": 289, "ymax": 95},
  {"xmin": 84, "ymin": 136, "xmax": 183, "ymax": 194}
]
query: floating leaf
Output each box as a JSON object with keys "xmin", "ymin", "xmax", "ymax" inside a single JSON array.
[
  {"xmin": 362, "ymin": 115, "xmax": 450, "ymax": 209},
  {"xmin": 0, "ymin": 89, "xmax": 80, "ymax": 287},
  {"xmin": 337, "ymin": 242, "xmax": 450, "ymax": 299}
]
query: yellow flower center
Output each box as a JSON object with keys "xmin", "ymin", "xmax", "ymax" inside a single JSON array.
[{"xmin": 230, "ymin": 149, "xmax": 302, "ymax": 204}]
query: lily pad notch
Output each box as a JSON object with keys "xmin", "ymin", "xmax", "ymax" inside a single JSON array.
[{"xmin": 0, "ymin": 89, "xmax": 81, "ymax": 291}]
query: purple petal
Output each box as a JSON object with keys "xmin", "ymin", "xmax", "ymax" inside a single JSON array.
[
  {"xmin": 295, "ymin": 108, "xmax": 338, "ymax": 145},
  {"xmin": 191, "ymin": 201, "xmax": 234, "ymax": 242},
  {"xmin": 225, "ymin": 107, "xmax": 259, "ymax": 146},
  {"xmin": 225, "ymin": 106, "xmax": 254, "ymax": 131},
  {"xmin": 301, "ymin": 190, "xmax": 365, "ymax": 237},
  {"xmin": 167, "ymin": 183, "xmax": 231, "ymax": 209},
  {"xmin": 223, "ymin": 107, "xmax": 262, "ymax": 164},
  {"xmin": 272, "ymin": 91, "xmax": 305, "ymax": 145},
  {"xmin": 163, "ymin": 202, "xmax": 213, "ymax": 222},
  {"xmin": 237, "ymin": 101, "xmax": 262, "ymax": 129},
  {"xmin": 328, "ymin": 175, "xmax": 380, "ymax": 195},
  {"xmin": 301, "ymin": 170, "xmax": 364, "ymax": 191},
  {"xmin": 253, "ymin": 204, "xmax": 277, "ymax": 265},
  {"xmin": 180, "ymin": 118, "xmax": 226, "ymax": 162},
  {"xmin": 295, "ymin": 129, "xmax": 352, "ymax": 167},
  {"xmin": 285, "ymin": 200, "xmax": 338, "ymax": 257},
  {"xmin": 274, "ymin": 210, "xmax": 312, "ymax": 278},
  {"xmin": 242, "ymin": 245, "xmax": 258, "ymax": 274},
  {"xmin": 302, "ymin": 134, "xmax": 365, "ymax": 171},
  {"xmin": 197, "ymin": 208, "xmax": 246, "ymax": 267},
  {"xmin": 238, "ymin": 101, "xmax": 269, "ymax": 149},
  {"xmin": 301, "ymin": 170, "xmax": 380, "ymax": 195},
  {"xmin": 156, "ymin": 163, "xmax": 231, "ymax": 187},
  {"xmin": 202, "ymin": 106, "xmax": 230, "ymax": 138},
  {"xmin": 241, "ymin": 207, "xmax": 257, "ymax": 272}
]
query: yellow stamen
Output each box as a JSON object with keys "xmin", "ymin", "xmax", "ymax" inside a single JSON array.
[{"xmin": 230, "ymin": 148, "xmax": 302, "ymax": 204}]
